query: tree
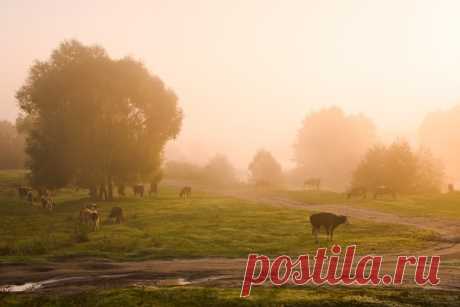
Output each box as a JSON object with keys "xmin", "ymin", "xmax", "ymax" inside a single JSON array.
[
  {"xmin": 293, "ymin": 107, "xmax": 376, "ymax": 190},
  {"xmin": 248, "ymin": 149, "xmax": 283, "ymax": 185},
  {"xmin": 202, "ymin": 154, "xmax": 236, "ymax": 186},
  {"xmin": 351, "ymin": 140, "xmax": 443, "ymax": 193},
  {"xmin": 16, "ymin": 40, "xmax": 182, "ymax": 198},
  {"xmin": 0, "ymin": 121, "xmax": 26, "ymax": 169}
]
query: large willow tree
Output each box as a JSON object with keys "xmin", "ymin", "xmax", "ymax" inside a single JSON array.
[{"xmin": 17, "ymin": 40, "xmax": 182, "ymax": 199}]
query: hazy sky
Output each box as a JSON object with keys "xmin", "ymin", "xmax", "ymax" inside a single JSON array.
[{"xmin": 2, "ymin": 0, "xmax": 460, "ymax": 168}]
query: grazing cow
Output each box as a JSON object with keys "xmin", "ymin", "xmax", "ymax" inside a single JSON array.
[
  {"xmin": 310, "ymin": 212, "xmax": 348, "ymax": 243},
  {"xmin": 347, "ymin": 186, "xmax": 367, "ymax": 199},
  {"xmin": 373, "ymin": 186, "xmax": 396, "ymax": 199},
  {"xmin": 179, "ymin": 186, "xmax": 192, "ymax": 198},
  {"xmin": 108, "ymin": 207, "xmax": 124, "ymax": 224},
  {"xmin": 304, "ymin": 178, "xmax": 321, "ymax": 191},
  {"xmin": 133, "ymin": 184, "xmax": 144, "ymax": 197},
  {"xmin": 18, "ymin": 186, "xmax": 32, "ymax": 199}
]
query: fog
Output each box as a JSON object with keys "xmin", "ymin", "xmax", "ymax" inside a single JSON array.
[{"xmin": 2, "ymin": 0, "xmax": 460, "ymax": 182}]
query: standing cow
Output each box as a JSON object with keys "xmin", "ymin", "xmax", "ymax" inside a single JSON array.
[
  {"xmin": 347, "ymin": 186, "xmax": 367, "ymax": 199},
  {"xmin": 133, "ymin": 184, "xmax": 145, "ymax": 197},
  {"xmin": 108, "ymin": 207, "xmax": 124, "ymax": 224},
  {"xmin": 310, "ymin": 212, "xmax": 348, "ymax": 243},
  {"xmin": 179, "ymin": 187, "xmax": 192, "ymax": 198},
  {"xmin": 304, "ymin": 178, "xmax": 321, "ymax": 191}
]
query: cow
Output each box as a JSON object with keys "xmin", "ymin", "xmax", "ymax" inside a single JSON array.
[
  {"xmin": 310, "ymin": 212, "xmax": 348, "ymax": 243},
  {"xmin": 40, "ymin": 195, "xmax": 55, "ymax": 212},
  {"xmin": 79, "ymin": 203, "xmax": 100, "ymax": 230},
  {"xmin": 347, "ymin": 186, "xmax": 367, "ymax": 199},
  {"xmin": 133, "ymin": 184, "xmax": 144, "ymax": 197},
  {"xmin": 88, "ymin": 210, "xmax": 100, "ymax": 231},
  {"xmin": 304, "ymin": 178, "xmax": 321, "ymax": 191},
  {"xmin": 373, "ymin": 186, "xmax": 396, "ymax": 199},
  {"xmin": 108, "ymin": 207, "xmax": 124, "ymax": 224},
  {"xmin": 179, "ymin": 186, "xmax": 192, "ymax": 198}
]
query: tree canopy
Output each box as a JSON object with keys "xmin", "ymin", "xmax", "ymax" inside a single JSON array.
[
  {"xmin": 351, "ymin": 140, "xmax": 443, "ymax": 193},
  {"xmin": 16, "ymin": 40, "xmax": 182, "ymax": 197}
]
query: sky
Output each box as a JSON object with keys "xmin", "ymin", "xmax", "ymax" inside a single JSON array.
[{"xmin": 2, "ymin": 0, "xmax": 460, "ymax": 169}]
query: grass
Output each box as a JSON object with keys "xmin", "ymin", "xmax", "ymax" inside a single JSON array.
[
  {"xmin": 0, "ymin": 171, "xmax": 437, "ymax": 262},
  {"xmin": 272, "ymin": 189, "xmax": 460, "ymax": 219},
  {"xmin": 2, "ymin": 286, "xmax": 460, "ymax": 306}
]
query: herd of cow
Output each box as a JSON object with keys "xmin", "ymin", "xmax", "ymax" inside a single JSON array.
[
  {"xmin": 17, "ymin": 186, "xmax": 55, "ymax": 211},
  {"xmin": 16, "ymin": 184, "xmax": 193, "ymax": 233}
]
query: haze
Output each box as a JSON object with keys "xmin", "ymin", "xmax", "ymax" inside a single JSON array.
[{"xmin": 2, "ymin": 0, "xmax": 460, "ymax": 169}]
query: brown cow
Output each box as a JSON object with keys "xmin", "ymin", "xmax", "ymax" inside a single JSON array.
[
  {"xmin": 310, "ymin": 212, "xmax": 348, "ymax": 243},
  {"xmin": 108, "ymin": 207, "xmax": 124, "ymax": 224},
  {"xmin": 133, "ymin": 184, "xmax": 144, "ymax": 197},
  {"xmin": 179, "ymin": 186, "xmax": 192, "ymax": 198},
  {"xmin": 304, "ymin": 178, "xmax": 321, "ymax": 191}
]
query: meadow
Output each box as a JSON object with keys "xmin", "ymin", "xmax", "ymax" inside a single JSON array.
[
  {"xmin": 1, "ymin": 170, "xmax": 458, "ymax": 306},
  {"xmin": 2, "ymin": 286, "xmax": 460, "ymax": 307},
  {"xmin": 0, "ymin": 171, "xmax": 437, "ymax": 263}
]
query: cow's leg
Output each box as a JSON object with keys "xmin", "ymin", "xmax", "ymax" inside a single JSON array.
[{"xmin": 312, "ymin": 226, "xmax": 319, "ymax": 243}]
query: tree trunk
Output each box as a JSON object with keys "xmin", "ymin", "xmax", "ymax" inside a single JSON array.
[
  {"xmin": 108, "ymin": 176, "xmax": 113, "ymax": 201},
  {"xmin": 90, "ymin": 186, "xmax": 97, "ymax": 200}
]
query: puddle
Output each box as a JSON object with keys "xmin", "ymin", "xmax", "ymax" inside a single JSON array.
[
  {"xmin": 0, "ymin": 277, "xmax": 86, "ymax": 293},
  {"xmin": 156, "ymin": 278, "xmax": 191, "ymax": 286},
  {"xmin": 0, "ymin": 282, "xmax": 42, "ymax": 293}
]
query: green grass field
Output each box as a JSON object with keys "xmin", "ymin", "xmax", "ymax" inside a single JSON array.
[
  {"xmin": 0, "ymin": 171, "xmax": 437, "ymax": 263},
  {"xmin": 0, "ymin": 170, "xmax": 457, "ymax": 306},
  {"xmin": 2, "ymin": 286, "xmax": 460, "ymax": 307}
]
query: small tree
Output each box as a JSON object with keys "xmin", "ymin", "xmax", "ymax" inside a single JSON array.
[{"xmin": 248, "ymin": 150, "xmax": 283, "ymax": 185}]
